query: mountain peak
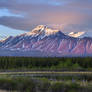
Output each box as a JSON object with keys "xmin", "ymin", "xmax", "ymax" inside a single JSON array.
[
  {"xmin": 26, "ymin": 25, "xmax": 60, "ymax": 36},
  {"xmin": 35, "ymin": 25, "xmax": 47, "ymax": 29}
]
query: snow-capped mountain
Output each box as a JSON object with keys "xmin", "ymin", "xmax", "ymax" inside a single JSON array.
[
  {"xmin": 26, "ymin": 25, "xmax": 59, "ymax": 36},
  {"xmin": 68, "ymin": 32, "xmax": 85, "ymax": 38},
  {"xmin": 0, "ymin": 25, "xmax": 92, "ymax": 57}
]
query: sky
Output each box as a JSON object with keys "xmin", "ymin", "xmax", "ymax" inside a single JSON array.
[{"xmin": 0, "ymin": 0, "xmax": 92, "ymax": 39}]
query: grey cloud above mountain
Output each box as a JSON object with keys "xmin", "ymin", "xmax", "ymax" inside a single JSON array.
[{"xmin": 0, "ymin": 0, "xmax": 92, "ymax": 33}]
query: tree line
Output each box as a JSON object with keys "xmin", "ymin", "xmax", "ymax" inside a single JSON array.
[{"xmin": 0, "ymin": 57, "xmax": 92, "ymax": 71}]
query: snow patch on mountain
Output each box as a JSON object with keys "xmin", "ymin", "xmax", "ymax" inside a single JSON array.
[
  {"xmin": 26, "ymin": 25, "xmax": 60, "ymax": 36},
  {"xmin": 68, "ymin": 32, "xmax": 85, "ymax": 38}
]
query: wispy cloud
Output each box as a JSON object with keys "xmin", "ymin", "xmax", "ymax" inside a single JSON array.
[{"xmin": 0, "ymin": 8, "xmax": 24, "ymax": 17}]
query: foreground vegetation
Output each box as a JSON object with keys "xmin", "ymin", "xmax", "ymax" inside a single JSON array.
[
  {"xmin": 0, "ymin": 57, "xmax": 92, "ymax": 91},
  {"xmin": 0, "ymin": 57, "xmax": 92, "ymax": 71},
  {"xmin": 0, "ymin": 76, "xmax": 92, "ymax": 92}
]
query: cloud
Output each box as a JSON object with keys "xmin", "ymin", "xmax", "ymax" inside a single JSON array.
[
  {"xmin": 0, "ymin": 16, "xmax": 36, "ymax": 31},
  {"xmin": 0, "ymin": 0, "xmax": 92, "ymax": 33},
  {"xmin": 0, "ymin": 8, "xmax": 24, "ymax": 17}
]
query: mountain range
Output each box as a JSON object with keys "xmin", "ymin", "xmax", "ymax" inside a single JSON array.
[{"xmin": 0, "ymin": 25, "xmax": 92, "ymax": 57}]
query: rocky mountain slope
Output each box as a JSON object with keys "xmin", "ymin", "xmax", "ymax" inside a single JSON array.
[{"xmin": 0, "ymin": 25, "xmax": 92, "ymax": 57}]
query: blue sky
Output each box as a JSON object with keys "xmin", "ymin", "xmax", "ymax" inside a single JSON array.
[
  {"xmin": 0, "ymin": 0, "xmax": 92, "ymax": 39},
  {"xmin": 0, "ymin": 25, "xmax": 25, "ymax": 40}
]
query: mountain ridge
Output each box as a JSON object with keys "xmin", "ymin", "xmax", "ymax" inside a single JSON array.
[{"xmin": 0, "ymin": 25, "xmax": 92, "ymax": 57}]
